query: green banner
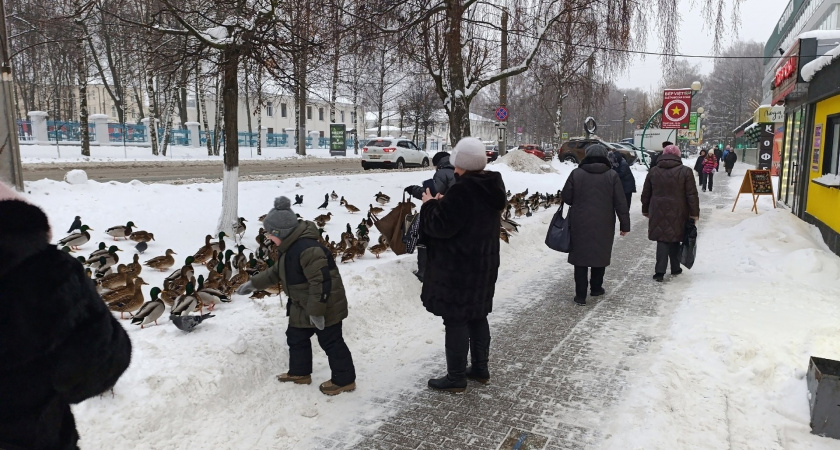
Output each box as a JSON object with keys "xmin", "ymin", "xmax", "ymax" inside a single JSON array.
[
  {"xmin": 689, "ymin": 112, "xmax": 698, "ymax": 132},
  {"xmin": 329, "ymin": 124, "xmax": 346, "ymax": 156}
]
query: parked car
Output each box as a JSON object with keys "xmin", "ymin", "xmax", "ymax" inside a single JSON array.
[
  {"xmin": 542, "ymin": 146, "xmax": 556, "ymax": 160},
  {"xmin": 485, "ymin": 143, "xmax": 499, "ymax": 162},
  {"xmin": 518, "ymin": 144, "xmax": 546, "ymax": 160},
  {"xmin": 557, "ymin": 138, "xmax": 638, "ymax": 165},
  {"xmin": 610, "ymin": 142, "xmax": 657, "ymax": 165},
  {"xmin": 361, "ymin": 137, "xmax": 430, "ymax": 170}
]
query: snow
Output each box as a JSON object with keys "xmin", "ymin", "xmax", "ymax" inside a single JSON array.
[
  {"xmin": 797, "ymin": 30, "xmax": 840, "ymax": 41},
  {"xmin": 64, "ymin": 169, "xmax": 88, "ymax": 185},
  {"xmin": 812, "ymin": 173, "xmax": 840, "ymax": 187},
  {"xmin": 20, "ymin": 144, "xmax": 360, "ymax": 163},
  {"xmin": 491, "ymin": 150, "xmax": 556, "ymax": 174},
  {"xmin": 17, "ymin": 159, "xmax": 840, "ymax": 448},
  {"xmin": 801, "ymin": 43, "xmax": 840, "ymax": 82}
]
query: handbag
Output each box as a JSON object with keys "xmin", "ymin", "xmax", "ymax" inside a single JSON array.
[
  {"xmin": 679, "ymin": 218, "xmax": 698, "ymax": 269},
  {"xmin": 402, "ymin": 212, "xmax": 421, "ymax": 254},
  {"xmin": 545, "ymin": 202, "xmax": 571, "ymax": 253},
  {"xmin": 371, "ymin": 192, "xmax": 414, "ymax": 255}
]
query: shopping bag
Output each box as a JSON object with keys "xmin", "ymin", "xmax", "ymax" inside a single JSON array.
[
  {"xmin": 372, "ymin": 193, "xmax": 413, "ymax": 255},
  {"xmin": 679, "ymin": 218, "xmax": 698, "ymax": 269},
  {"xmin": 545, "ymin": 203, "xmax": 571, "ymax": 253}
]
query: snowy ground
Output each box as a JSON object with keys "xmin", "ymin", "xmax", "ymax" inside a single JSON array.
[{"xmin": 17, "ymin": 155, "xmax": 840, "ymax": 449}]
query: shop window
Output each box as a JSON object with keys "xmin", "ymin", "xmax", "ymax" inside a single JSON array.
[
  {"xmin": 823, "ymin": 114, "xmax": 840, "ymax": 175},
  {"xmin": 281, "ymin": 103, "xmax": 287, "ymax": 117}
]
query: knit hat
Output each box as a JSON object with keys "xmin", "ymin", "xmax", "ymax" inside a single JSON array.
[
  {"xmin": 663, "ymin": 145, "xmax": 682, "ymax": 156},
  {"xmin": 432, "ymin": 151, "xmax": 450, "ymax": 167},
  {"xmin": 0, "ymin": 181, "xmax": 50, "ymax": 238},
  {"xmin": 585, "ymin": 144, "xmax": 608, "ymax": 158},
  {"xmin": 262, "ymin": 196, "xmax": 299, "ymax": 239},
  {"xmin": 449, "ymin": 137, "xmax": 486, "ymax": 171}
]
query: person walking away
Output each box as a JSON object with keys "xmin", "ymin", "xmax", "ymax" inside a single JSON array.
[
  {"xmin": 608, "ymin": 149, "xmax": 636, "ymax": 208},
  {"xmin": 722, "ymin": 145, "xmax": 731, "ymax": 162},
  {"xmin": 723, "ymin": 148, "xmax": 738, "ymax": 176},
  {"xmin": 713, "ymin": 145, "xmax": 723, "ymax": 172},
  {"xmin": 641, "ymin": 145, "xmax": 700, "ymax": 282},
  {"xmin": 237, "ymin": 197, "xmax": 356, "ymax": 396},
  {"xmin": 694, "ymin": 149, "xmax": 707, "ymax": 187},
  {"xmin": 419, "ymin": 137, "xmax": 506, "ymax": 393},
  {"xmin": 0, "ymin": 181, "xmax": 132, "ymax": 450},
  {"xmin": 701, "ymin": 151, "xmax": 718, "ymax": 192},
  {"xmin": 404, "ymin": 151, "xmax": 456, "ymax": 282},
  {"xmin": 562, "ymin": 144, "xmax": 631, "ymax": 305}
]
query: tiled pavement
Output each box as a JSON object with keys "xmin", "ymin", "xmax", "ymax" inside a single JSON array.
[{"xmin": 322, "ymin": 172, "xmax": 732, "ymax": 450}]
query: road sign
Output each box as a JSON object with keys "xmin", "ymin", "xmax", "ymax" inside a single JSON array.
[
  {"xmin": 628, "ymin": 118, "xmax": 635, "ymax": 124},
  {"xmin": 561, "ymin": 132, "xmax": 569, "ymax": 140},
  {"xmin": 495, "ymin": 106, "xmax": 508, "ymax": 121},
  {"xmin": 661, "ymin": 89, "xmax": 693, "ymax": 129}
]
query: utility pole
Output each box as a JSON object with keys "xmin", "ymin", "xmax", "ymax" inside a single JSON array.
[
  {"xmin": 498, "ymin": 9, "xmax": 508, "ymax": 156},
  {"xmin": 0, "ymin": 0, "xmax": 23, "ymax": 190},
  {"xmin": 621, "ymin": 94, "xmax": 627, "ymax": 140}
]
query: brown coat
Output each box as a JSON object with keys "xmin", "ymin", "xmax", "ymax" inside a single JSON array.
[
  {"xmin": 641, "ymin": 154, "xmax": 700, "ymax": 243},
  {"xmin": 561, "ymin": 156, "xmax": 631, "ymax": 268}
]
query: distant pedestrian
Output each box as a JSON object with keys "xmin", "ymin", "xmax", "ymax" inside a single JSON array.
[
  {"xmin": 608, "ymin": 148, "xmax": 636, "ymax": 208},
  {"xmin": 404, "ymin": 151, "xmax": 456, "ymax": 282},
  {"xmin": 0, "ymin": 181, "xmax": 132, "ymax": 450},
  {"xmin": 723, "ymin": 148, "xmax": 738, "ymax": 176},
  {"xmin": 693, "ymin": 149, "xmax": 707, "ymax": 186},
  {"xmin": 722, "ymin": 145, "xmax": 731, "ymax": 161},
  {"xmin": 701, "ymin": 151, "xmax": 718, "ymax": 192},
  {"xmin": 419, "ymin": 137, "xmax": 506, "ymax": 393},
  {"xmin": 713, "ymin": 145, "xmax": 723, "ymax": 172},
  {"xmin": 640, "ymin": 145, "xmax": 700, "ymax": 282},
  {"xmin": 561, "ymin": 144, "xmax": 630, "ymax": 305},
  {"xmin": 236, "ymin": 196, "xmax": 357, "ymax": 396}
]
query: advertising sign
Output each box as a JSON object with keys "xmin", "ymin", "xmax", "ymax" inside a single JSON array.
[
  {"xmin": 689, "ymin": 112, "xmax": 698, "ymax": 131},
  {"xmin": 755, "ymin": 106, "xmax": 786, "ymax": 124},
  {"xmin": 758, "ymin": 124, "xmax": 774, "ymax": 170},
  {"xmin": 661, "ymin": 89, "xmax": 693, "ymax": 129},
  {"xmin": 732, "ymin": 170, "xmax": 777, "ymax": 214},
  {"xmin": 813, "ymin": 124, "xmax": 823, "ymax": 172},
  {"xmin": 329, "ymin": 124, "xmax": 346, "ymax": 156},
  {"xmin": 772, "ymin": 125, "xmax": 784, "ymax": 176}
]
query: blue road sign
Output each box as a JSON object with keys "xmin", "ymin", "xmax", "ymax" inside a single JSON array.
[{"xmin": 495, "ymin": 107, "xmax": 508, "ymax": 121}]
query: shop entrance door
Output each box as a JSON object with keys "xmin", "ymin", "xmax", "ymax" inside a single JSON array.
[{"xmin": 781, "ymin": 111, "xmax": 802, "ymax": 207}]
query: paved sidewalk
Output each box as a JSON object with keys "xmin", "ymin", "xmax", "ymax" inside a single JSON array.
[{"xmin": 321, "ymin": 173, "xmax": 732, "ymax": 450}]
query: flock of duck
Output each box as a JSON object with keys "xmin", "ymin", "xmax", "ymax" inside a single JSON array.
[{"xmin": 52, "ymin": 186, "xmax": 556, "ymax": 331}]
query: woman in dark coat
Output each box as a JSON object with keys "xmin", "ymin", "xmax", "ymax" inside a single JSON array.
[
  {"xmin": 693, "ymin": 149, "xmax": 707, "ymax": 186},
  {"xmin": 608, "ymin": 149, "xmax": 637, "ymax": 208},
  {"xmin": 641, "ymin": 145, "xmax": 701, "ymax": 281},
  {"xmin": 562, "ymin": 144, "xmax": 631, "ymax": 305},
  {"xmin": 419, "ymin": 137, "xmax": 506, "ymax": 393},
  {"xmin": 723, "ymin": 149, "xmax": 738, "ymax": 176},
  {"xmin": 0, "ymin": 182, "xmax": 132, "ymax": 450}
]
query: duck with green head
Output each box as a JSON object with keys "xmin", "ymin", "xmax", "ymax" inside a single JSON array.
[
  {"xmin": 171, "ymin": 282, "xmax": 199, "ymax": 316},
  {"xmin": 106, "ymin": 221, "xmax": 136, "ymax": 240},
  {"xmin": 86, "ymin": 245, "xmax": 121, "ymax": 267},
  {"xmin": 58, "ymin": 225, "xmax": 93, "ymax": 250},
  {"xmin": 210, "ymin": 232, "xmax": 228, "ymax": 253},
  {"xmin": 196, "ymin": 275, "xmax": 231, "ymax": 311},
  {"xmin": 131, "ymin": 287, "xmax": 165, "ymax": 328}
]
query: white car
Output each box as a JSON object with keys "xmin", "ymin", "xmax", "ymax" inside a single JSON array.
[{"xmin": 361, "ymin": 137, "xmax": 430, "ymax": 170}]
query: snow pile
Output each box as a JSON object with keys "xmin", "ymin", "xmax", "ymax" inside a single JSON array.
[
  {"xmin": 493, "ymin": 150, "xmax": 555, "ymax": 174},
  {"xmin": 64, "ymin": 169, "xmax": 88, "ymax": 184},
  {"xmin": 812, "ymin": 173, "xmax": 840, "ymax": 187},
  {"xmin": 797, "ymin": 30, "xmax": 840, "ymax": 40},
  {"xmin": 801, "ymin": 43, "xmax": 840, "ymax": 82}
]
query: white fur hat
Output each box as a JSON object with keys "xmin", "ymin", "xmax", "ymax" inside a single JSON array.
[{"xmin": 449, "ymin": 137, "xmax": 487, "ymax": 172}]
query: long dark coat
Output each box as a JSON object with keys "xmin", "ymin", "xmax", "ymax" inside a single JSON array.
[
  {"xmin": 0, "ymin": 201, "xmax": 132, "ymax": 450},
  {"xmin": 420, "ymin": 171, "xmax": 506, "ymax": 323},
  {"xmin": 723, "ymin": 151, "xmax": 738, "ymax": 170},
  {"xmin": 562, "ymin": 156, "xmax": 631, "ymax": 268},
  {"xmin": 641, "ymin": 153, "xmax": 701, "ymax": 243},
  {"xmin": 609, "ymin": 151, "xmax": 637, "ymax": 194},
  {"xmin": 693, "ymin": 151, "xmax": 707, "ymax": 174}
]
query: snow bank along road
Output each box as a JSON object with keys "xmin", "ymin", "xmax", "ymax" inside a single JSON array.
[{"xmin": 22, "ymin": 158, "xmax": 368, "ymax": 182}]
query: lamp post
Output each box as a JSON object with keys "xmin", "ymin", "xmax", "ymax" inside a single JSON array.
[
  {"xmin": 496, "ymin": 122, "xmax": 506, "ymax": 156},
  {"xmin": 640, "ymin": 81, "xmax": 702, "ymax": 168}
]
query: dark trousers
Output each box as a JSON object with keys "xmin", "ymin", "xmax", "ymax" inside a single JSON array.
[
  {"xmin": 573, "ymin": 266, "xmax": 605, "ymax": 299},
  {"xmin": 442, "ymin": 316, "xmax": 491, "ymax": 380},
  {"xmin": 701, "ymin": 172, "xmax": 714, "ymax": 191},
  {"xmin": 625, "ymin": 192, "xmax": 632, "ymax": 209},
  {"xmin": 416, "ymin": 245, "xmax": 427, "ymax": 277},
  {"xmin": 655, "ymin": 241, "xmax": 681, "ymax": 274},
  {"xmin": 286, "ymin": 321, "xmax": 356, "ymax": 386},
  {"xmin": 725, "ymin": 166, "xmax": 733, "ymax": 176}
]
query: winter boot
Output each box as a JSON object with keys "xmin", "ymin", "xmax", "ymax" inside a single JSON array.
[
  {"xmin": 277, "ymin": 373, "xmax": 312, "ymax": 385},
  {"xmin": 319, "ymin": 380, "xmax": 356, "ymax": 396},
  {"xmin": 671, "ymin": 268, "xmax": 683, "ymax": 276},
  {"xmin": 652, "ymin": 273, "xmax": 664, "ymax": 282},
  {"xmin": 429, "ymin": 346, "xmax": 467, "ymax": 393},
  {"xmin": 590, "ymin": 287, "xmax": 606, "ymax": 297},
  {"xmin": 466, "ymin": 334, "xmax": 490, "ymax": 384}
]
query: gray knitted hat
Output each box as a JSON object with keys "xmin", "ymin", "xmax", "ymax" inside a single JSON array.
[
  {"xmin": 450, "ymin": 137, "xmax": 487, "ymax": 171},
  {"xmin": 585, "ymin": 144, "xmax": 608, "ymax": 159},
  {"xmin": 263, "ymin": 196, "xmax": 299, "ymax": 239}
]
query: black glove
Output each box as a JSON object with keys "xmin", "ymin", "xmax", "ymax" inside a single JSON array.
[{"xmin": 405, "ymin": 185, "xmax": 419, "ymax": 193}]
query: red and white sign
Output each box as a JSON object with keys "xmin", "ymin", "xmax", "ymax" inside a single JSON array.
[
  {"xmin": 774, "ymin": 56, "xmax": 798, "ymax": 86},
  {"xmin": 661, "ymin": 89, "xmax": 693, "ymax": 129}
]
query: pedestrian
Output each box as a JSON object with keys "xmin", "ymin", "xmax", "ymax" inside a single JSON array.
[
  {"xmin": 404, "ymin": 151, "xmax": 456, "ymax": 282},
  {"xmin": 723, "ymin": 147, "xmax": 738, "ymax": 176},
  {"xmin": 694, "ymin": 149, "xmax": 707, "ymax": 186},
  {"xmin": 608, "ymin": 148, "xmax": 636, "ymax": 208},
  {"xmin": 722, "ymin": 145, "xmax": 731, "ymax": 161},
  {"xmin": 419, "ymin": 136, "xmax": 506, "ymax": 393},
  {"xmin": 0, "ymin": 181, "xmax": 132, "ymax": 450},
  {"xmin": 641, "ymin": 145, "xmax": 700, "ymax": 281},
  {"xmin": 701, "ymin": 150, "xmax": 718, "ymax": 192},
  {"xmin": 561, "ymin": 144, "xmax": 631, "ymax": 306},
  {"xmin": 713, "ymin": 145, "xmax": 723, "ymax": 172},
  {"xmin": 236, "ymin": 196, "xmax": 356, "ymax": 396}
]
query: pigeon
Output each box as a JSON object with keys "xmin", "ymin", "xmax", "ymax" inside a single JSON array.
[
  {"xmin": 317, "ymin": 194, "xmax": 329, "ymax": 209},
  {"xmin": 293, "ymin": 194, "xmax": 303, "ymax": 205},
  {"xmin": 135, "ymin": 241, "xmax": 148, "ymax": 254},
  {"xmin": 67, "ymin": 216, "xmax": 82, "ymax": 233},
  {"xmin": 171, "ymin": 313, "xmax": 215, "ymax": 332}
]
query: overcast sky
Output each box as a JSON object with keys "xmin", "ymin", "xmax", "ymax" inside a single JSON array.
[{"xmin": 615, "ymin": 0, "xmax": 790, "ymax": 90}]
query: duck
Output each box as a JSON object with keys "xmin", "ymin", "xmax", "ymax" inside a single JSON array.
[
  {"xmin": 193, "ymin": 234, "xmax": 215, "ymax": 264},
  {"xmin": 314, "ymin": 212, "xmax": 332, "ymax": 227},
  {"xmin": 501, "ymin": 216, "xmax": 520, "ymax": 233},
  {"xmin": 356, "ymin": 222, "xmax": 369, "ymax": 239},
  {"xmin": 205, "ymin": 250, "xmax": 220, "ymax": 273},
  {"xmin": 129, "ymin": 230, "xmax": 155, "ymax": 243},
  {"xmin": 94, "ymin": 258, "xmax": 114, "ymax": 279},
  {"xmin": 368, "ymin": 243, "xmax": 387, "ymax": 259},
  {"xmin": 106, "ymin": 221, "xmax": 136, "ymax": 240},
  {"xmin": 344, "ymin": 203, "xmax": 360, "ymax": 213},
  {"xmin": 234, "ymin": 217, "xmax": 247, "ymax": 241},
  {"xmin": 171, "ymin": 282, "xmax": 199, "ymax": 316},
  {"xmin": 107, "ymin": 280, "xmax": 147, "ymax": 319},
  {"xmin": 210, "ymin": 231, "xmax": 228, "ymax": 253},
  {"xmin": 369, "ymin": 204, "xmax": 384, "ymax": 216},
  {"xmin": 126, "ymin": 253, "xmax": 142, "ymax": 277},
  {"xmin": 145, "ymin": 249, "xmax": 177, "ymax": 272},
  {"xmin": 500, "ymin": 227, "xmax": 510, "ymax": 243},
  {"xmin": 378, "ymin": 234, "xmax": 389, "ymax": 247},
  {"xmin": 226, "ymin": 269, "xmax": 250, "ymax": 296},
  {"xmin": 163, "ymin": 257, "xmax": 195, "ymax": 292},
  {"xmin": 258, "ymin": 213, "xmax": 267, "ymax": 222},
  {"xmin": 195, "ymin": 275, "xmax": 231, "ymax": 311},
  {"xmin": 159, "ymin": 289, "xmax": 179, "ymax": 307},
  {"xmin": 340, "ymin": 248, "xmax": 357, "ymax": 263},
  {"xmin": 86, "ymin": 242, "xmax": 108, "ymax": 260},
  {"xmin": 86, "ymin": 245, "xmax": 121, "ymax": 267},
  {"xmin": 97, "ymin": 264, "xmax": 130, "ymax": 290},
  {"xmin": 331, "ymin": 190, "xmax": 339, "ymax": 202},
  {"xmin": 131, "ymin": 288, "xmax": 165, "ymax": 328},
  {"xmin": 374, "ymin": 192, "xmax": 390, "ymax": 205},
  {"xmin": 102, "ymin": 277, "xmax": 147, "ymax": 304},
  {"xmin": 232, "ymin": 246, "xmax": 247, "ymax": 270},
  {"xmin": 364, "ymin": 212, "xmax": 374, "ymax": 228},
  {"xmin": 58, "ymin": 225, "xmax": 93, "ymax": 250}
]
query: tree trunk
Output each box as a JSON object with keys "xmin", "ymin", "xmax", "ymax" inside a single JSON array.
[
  {"xmin": 213, "ymin": 72, "xmax": 222, "ymax": 156},
  {"xmin": 244, "ymin": 60, "xmax": 252, "ymax": 147},
  {"xmin": 553, "ymin": 86, "xmax": 567, "ymax": 149},
  {"xmin": 376, "ymin": 47, "xmax": 385, "ymax": 137},
  {"xmin": 296, "ymin": 54, "xmax": 307, "ymax": 156},
  {"xmin": 216, "ymin": 46, "xmax": 241, "ymax": 235},
  {"xmin": 76, "ymin": 35, "xmax": 90, "ymax": 156},
  {"xmin": 146, "ymin": 71, "xmax": 159, "ymax": 156},
  {"xmin": 446, "ymin": 0, "xmax": 469, "ymax": 143},
  {"xmin": 197, "ymin": 64, "xmax": 213, "ymax": 156},
  {"xmin": 256, "ymin": 67, "xmax": 262, "ymax": 156},
  {"xmin": 159, "ymin": 88, "xmax": 176, "ymax": 156}
]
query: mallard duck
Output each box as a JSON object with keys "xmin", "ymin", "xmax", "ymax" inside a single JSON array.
[
  {"xmin": 331, "ymin": 190, "xmax": 339, "ymax": 202},
  {"xmin": 196, "ymin": 275, "xmax": 231, "ymax": 311},
  {"xmin": 369, "ymin": 204, "xmax": 384, "ymax": 216},
  {"xmin": 205, "ymin": 250, "xmax": 220, "ymax": 273},
  {"xmin": 356, "ymin": 222, "xmax": 369, "ymax": 239},
  {"xmin": 341, "ymin": 247, "xmax": 357, "ymax": 263},
  {"xmin": 314, "ymin": 212, "xmax": 332, "ymax": 228},
  {"xmin": 159, "ymin": 289, "xmax": 179, "ymax": 307},
  {"xmin": 344, "ymin": 203, "xmax": 360, "ymax": 213},
  {"xmin": 210, "ymin": 232, "xmax": 228, "ymax": 253},
  {"xmin": 193, "ymin": 234, "xmax": 214, "ymax": 264},
  {"xmin": 98, "ymin": 264, "xmax": 129, "ymax": 290},
  {"xmin": 368, "ymin": 243, "xmax": 387, "ymax": 258},
  {"xmin": 378, "ymin": 234, "xmax": 389, "ymax": 247},
  {"xmin": 375, "ymin": 192, "xmax": 390, "ymax": 205},
  {"xmin": 106, "ymin": 221, "xmax": 136, "ymax": 240},
  {"xmin": 103, "ymin": 277, "xmax": 147, "ymax": 304},
  {"xmin": 258, "ymin": 213, "xmax": 267, "ymax": 222},
  {"xmin": 129, "ymin": 230, "xmax": 155, "ymax": 243},
  {"xmin": 500, "ymin": 227, "xmax": 510, "ymax": 243},
  {"xmin": 501, "ymin": 216, "xmax": 520, "ymax": 233},
  {"xmin": 131, "ymin": 287, "xmax": 165, "ymax": 328},
  {"xmin": 87, "ymin": 245, "xmax": 121, "ymax": 267},
  {"xmin": 171, "ymin": 282, "xmax": 199, "ymax": 316},
  {"xmin": 234, "ymin": 217, "xmax": 247, "ymax": 241},
  {"xmin": 249, "ymin": 290, "xmax": 271, "ymax": 299},
  {"xmin": 226, "ymin": 270, "xmax": 249, "ymax": 295},
  {"xmin": 229, "ymin": 246, "xmax": 244, "ymax": 270},
  {"xmin": 107, "ymin": 280, "xmax": 147, "ymax": 319},
  {"xmin": 126, "ymin": 253, "xmax": 142, "ymax": 277},
  {"xmin": 145, "ymin": 249, "xmax": 177, "ymax": 272},
  {"xmin": 87, "ymin": 242, "xmax": 107, "ymax": 260},
  {"xmin": 164, "ymin": 257, "xmax": 195, "ymax": 292},
  {"xmin": 58, "ymin": 225, "xmax": 93, "ymax": 250}
]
